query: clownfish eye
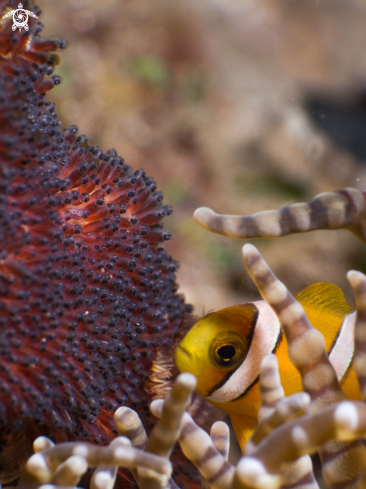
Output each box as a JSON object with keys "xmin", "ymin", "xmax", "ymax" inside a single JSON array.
[
  {"xmin": 217, "ymin": 344, "xmax": 236, "ymax": 362},
  {"xmin": 211, "ymin": 333, "xmax": 246, "ymax": 369}
]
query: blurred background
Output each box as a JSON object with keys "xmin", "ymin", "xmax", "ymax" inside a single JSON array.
[{"xmin": 41, "ymin": 0, "xmax": 366, "ymax": 313}]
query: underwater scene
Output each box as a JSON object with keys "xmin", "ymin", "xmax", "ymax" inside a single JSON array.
[{"xmin": 2, "ymin": 0, "xmax": 366, "ymax": 488}]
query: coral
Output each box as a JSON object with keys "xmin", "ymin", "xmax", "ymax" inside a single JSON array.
[{"xmin": 0, "ymin": 0, "xmax": 200, "ymax": 485}]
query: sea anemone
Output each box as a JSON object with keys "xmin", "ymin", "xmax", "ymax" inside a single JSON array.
[{"xmin": 0, "ymin": 0, "xmax": 194, "ymax": 484}]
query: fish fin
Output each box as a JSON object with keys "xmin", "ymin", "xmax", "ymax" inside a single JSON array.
[
  {"xmin": 295, "ymin": 282, "xmax": 353, "ymax": 316},
  {"xmin": 295, "ymin": 282, "xmax": 354, "ymax": 352},
  {"xmin": 230, "ymin": 413, "xmax": 257, "ymax": 451}
]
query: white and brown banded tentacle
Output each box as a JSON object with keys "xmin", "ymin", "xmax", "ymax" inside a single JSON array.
[
  {"xmin": 179, "ymin": 412, "xmax": 235, "ymax": 489},
  {"xmin": 90, "ymin": 437, "xmax": 129, "ymax": 489},
  {"xmin": 242, "ymin": 245, "xmax": 366, "ymax": 489},
  {"xmin": 242, "ymin": 243, "xmax": 345, "ymax": 409},
  {"xmin": 200, "ymin": 424, "xmax": 230, "ymax": 489},
  {"xmin": 235, "ymin": 401, "xmax": 366, "ymax": 489},
  {"xmin": 194, "ymin": 188, "xmax": 366, "ymax": 242},
  {"xmin": 114, "ymin": 407, "xmax": 148, "ymax": 450},
  {"xmin": 258, "ymin": 354, "xmax": 285, "ymax": 422},
  {"xmin": 210, "ymin": 422, "xmax": 230, "ymax": 461},
  {"xmin": 247, "ymin": 355, "xmax": 310, "ymax": 451},
  {"xmin": 113, "ymin": 408, "xmax": 150, "ymax": 487},
  {"xmin": 138, "ymin": 373, "xmax": 197, "ymax": 489},
  {"xmin": 49, "ymin": 455, "xmax": 87, "ymax": 487},
  {"xmin": 33, "ymin": 437, "xmax": 55, "ymax": 454},
  {"xmin": 246, "ymin": 355, "xmax": 316, "ymax": 489},
  {"xmin": 16, "ymin": 439, "xmax": 171, "ymax": 489},
  {"xmin": 144, "ymin": 373, "xmax": 197, "ymax": 458},
  {"xmin": 151, "ymin": 399, "xmax": 235, "ymax": 489},
  {"xmin": 347, "ymin": 270, "xmax": 366, "ymax": 401}
]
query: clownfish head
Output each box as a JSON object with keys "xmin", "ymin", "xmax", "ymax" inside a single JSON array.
[{"xmin": 175, "ymin": 302, "xmax": 281, "ymax": 404}]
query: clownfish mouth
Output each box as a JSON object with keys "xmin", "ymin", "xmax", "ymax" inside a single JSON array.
[
  {"xmin": 176, "ymin": 344, "xmax": 192, "ymax": 358},
  {"xmin": 175, "ymin": 344, "xmax": 194, "ymax": 375}
]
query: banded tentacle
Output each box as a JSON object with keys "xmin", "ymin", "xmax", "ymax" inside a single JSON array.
[
  {"xmin": 236, "ymin": 400, "xmax": 366, "ymax": 489},
  {"xmin": 247, "ymin": 355, "xmax": 310, "ymax": 450},
  {"xmin": 242, "ymin": 244, "xmax": 366, "ymax": 489},
  {"xmin": 210, "ymin": 422, "xmax": 230, "ymax": 461},
  {"xmin": 151, "ymin": 399, "xmax": 235, "ymax": 489},
  {"xmin": 243, "ymin": 245, "xmax": 347, "ymax": 410},
  {"xmin": 194, "ymin": 188, "xmax": 366, "ymax": 242},
  {"xmin": 245, "ymin": 355, "xmax": 316, "ymax": 489},
  {"xmin": 149, "ymin": 352, "xmax": 318, "ymax": 489},
  {"xmin": 114, "ymin": 374, "xmax": 197, "ymax": 489},
  {"xmin": 201, "ymin": 423, "xmax": 231, "ymax": 489},
  {"xmin": 139, "ymin": 373, "xmax": 196, "ymax": 489},
  {"xmin": 15, "ymin": 436, "xmax": 171, "ymax": 489},
  {"xmin": 114, "ymin": 407, "xmax": 148, "ymax": 450}
]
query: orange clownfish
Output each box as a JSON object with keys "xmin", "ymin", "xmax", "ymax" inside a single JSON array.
[{"xmin": 175, "ymin": 282, "xmax": 361, "ymax": 450}]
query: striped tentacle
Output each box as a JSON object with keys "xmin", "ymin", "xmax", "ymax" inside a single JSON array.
[
  {"xmin": 49, "ymin": 455, "xmax": 88, "ymax": 487},
  {"xmin": 194, "ymin": 188, "xmax": 366, "ymax": 242},
  {"xmin": 247, "ymin": 355, "xmax": 310, "ymax": 450},
  {"xmin": 16, "ymin": 437, "xmax": 171, "ymax": 489},
  {"xmin": 257, "ymin": 354, "xmax": 285, "ymax": 421},
  {"xmin": 112, "ymin": 408, "xmax": 149, "ymax": 487},
  {"xmin": 178, "ymin": 412, "xmax": 235, "ymax": 489},
  {"xmin": 33, "ymin": 437, "xmax": 55, "ymax": 453},
  {"xmin": 242, "ymin": 244, "xmax": 366, "ymax": 489},
  {"xmin": 235, "ymin": 401, "xmax": 366, "ymax": 489},
  {"xmin": 90, "ymin": 437, "xmax": 130, "ymax": 489},
  {"xmin": 242, "ymin": 244, "xmax": 346, "ymax": 409},
  {"xmin": 210, "ymin": 422, "xmax": 230, "ymax": 461},
  {"xmin": 246, "ymin": 355, "xmax": 316, "ymax": 489},
  {"xmin": 114, "ymin": 407, "xmax": 148, "ymax": 450},
  {"xmin": 138, "ymin": 373, "xmax": 197, "ymax": 489},
  {"xmin": 201, "ymin": 422, "xmax": 230, "ymax": 489},
  {"xmin": 151, "ymin": 400, "xmax": 235, "ymax": 489}
]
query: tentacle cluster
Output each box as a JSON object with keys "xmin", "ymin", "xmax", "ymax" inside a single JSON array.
[
  {"xmin": 176, "ymin": 245, "xmax": 366, "ymax": 489},
  {"xmin": 6, "ymin": 373, "xmax": 196, "ymax": 489},
  {"xmin": 134, "ymin": 246, "xmax": 366, "ymax": 489},
  {"xmin": 10, "ymin": 255, "xmax": 366, "ymax": 489}
]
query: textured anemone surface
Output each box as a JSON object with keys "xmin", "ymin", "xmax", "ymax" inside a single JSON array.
[{"xmin": 0, "ymin": 0, "xmax": 192, "ymax": 484}]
